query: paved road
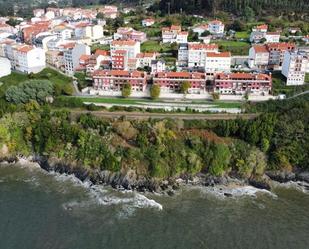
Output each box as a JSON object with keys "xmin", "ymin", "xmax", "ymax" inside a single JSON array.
[{"xmin": 70, "ymin": 110, "xmax": 259, "ymax": 120}]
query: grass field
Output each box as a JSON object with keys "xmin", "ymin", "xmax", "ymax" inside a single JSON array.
[
  {"xmin": 214, "ymin": 40, "xmax": 251, "ymax": 55},
  {"xmin": 141, "ymin": 41, "xmax": 176, "ymax": 53},
  {"xmin": 235, "ymin": 32, "xmax": 250, "ymax": 39}
]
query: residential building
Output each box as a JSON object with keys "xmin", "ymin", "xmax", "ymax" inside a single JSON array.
[
  {"xmin": 282, "ymin": 50, "xmax": 308, "ymax": 85},
  {"xmin": 21, "ymin": 21, "xmax": 50, "ymax": 44},
  {"xmin": 214, "ymin": 72, "xmax": 272, "ymax": 95},
  {"xmin": 153, "ymin": 72, "xmax": 207, "ymax": 93},
  {"xmin": 0, "ymin": 57, "xmax": 11, "ymax": 77},
  {"xmin": 63, "ymin": 43, "xmax": 91, "ymax": 75},
  {"xmin": 136, "ymin": 52, "xmax": 156, "ymax": 68},
  {"xmin": 98, "ymin": 5, "xmax": 118, "ymax": 19},
  {"xmin": 192, "ymin": 24, "xmax": 209, "ymax": 36},
  {"xmin": 187, "ymin": 43, "xmax": 219, "ymax": 68},
  {"xmin": 250, "ymin": 31, "xmax": 266, "ymax": 43},
  {"xmin": 267, "ymin": 42, "xmax": 295, "ymax": 69},
  {"xmin": 204, "ymin": 52, "xmax": 231, "ymax": 72},
  {"xmin": 248, "ymin": 45, "xmax": 269, "ymax": 69},
  {"xmin": 110, "ymin": 40, "xmax": 140, "ymax": 59},
  {"xmin": 208, "ymin": 20, "xmax": 225, "ymax": 35},
  {"xmin": 53, "ymin": 25, "xmax": 73, "ymax": 40},
  {"xmin": 151, "ymin": 59, "xmax": 166, "ymax": 74},
  {"xmin": 265, "ymin": 32, "xmax": 280, "ymax": 43},
  {"xmin": 162, "ymin": 25, "xmax": 188, "ymax": 44},
  {"xmin": 74, "ymin": 23, "xmax": 104, "ymax": 41},
  {"xmin": 142, "ymin": 19, "xmax": 155, "ymax": 27},
  {"xmin": 252, "ymin": 24, "xmax": 268, "ymax": 33},
  {"xmin": 14, "ymin": 45, "xmax": 46, "ymax": 73},
  {"xmin": 33, "ymin": 9, "xmax": 45, "ymax": 18},
  {"xmin": 111, "ymin": 50, "xmax": 128, "ymax": 70},
  {"xmin": 46, "ymin": 50, "xmax": 64, "ymax": 69},
  {"xmin": 92, "ymin": 70, "xmax": 147, "ymax": 92},
  {"xmin": 177, "ymin": 43, "xmax": 189, "ymax": 68}
]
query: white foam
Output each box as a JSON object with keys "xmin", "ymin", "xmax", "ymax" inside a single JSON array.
[{"xmin": 272, "ymin": 180, "xmax": 309, "ymax": 193}]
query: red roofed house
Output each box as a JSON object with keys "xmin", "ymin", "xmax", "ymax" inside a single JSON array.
[
  {"xmin": 252, "ymin": 24, "xmax": 268, "ymax": 33},
  {"xmin": 21, "ymin": 22, "xmax": 50, "ymax": 44},
  {"xmin": 248, "ymin": 45, "xmax": 270, "ymax": 69},
  {"xmin": 153, "ymin": 72, "xmax": 207, "ymax": 93},
  {"xmin": 142, "ymin": 18, "xmax": 155, "ymax": 27},
  {"xmin": 136, "ymin": 52, "xmax": 157, "ymax": 68},
  {"xmin": 188, "ymin": 43, "xmax": 219, "ymax": 68},
  {"xmin": 162, "ymin": 25, "xmax": 188, "ymax": 43},
  {"xmin": 92, "ymin": 70, "xmax": 147, "ymax": 92},
  {"xmin": 208, "ymin": 20, "xmax": 225, "ymax": 34},
  {"xmin": 214, "ymin": 72, "xmax": 272, "ymax": 95}
]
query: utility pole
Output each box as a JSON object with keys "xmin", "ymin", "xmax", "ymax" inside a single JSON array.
[{"xmin": 167, "ymin": 2, "xmax": 171, "ymax": 16}]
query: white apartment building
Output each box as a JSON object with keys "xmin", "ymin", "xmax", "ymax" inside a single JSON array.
[
  {"xmin": 248, "ymin": 45, "xmax": 270, "ymax": 69},
  {"xmin": 53, "ymin": 25, "xmax": 73, "ymax": 40},
  {"xmin": 0, "ymin": 57, "xmax": 11, "ymax": 77},
  {"xmin": 204, "ymin": 52, "xmax": 231, "ymax": 72},
  {"xmin": 151, "ymin": 59, "xmax": 166, "ymax": 74},
  {"xmin": 110, "ymin": 40, "xmax": 140, "ymax": 59},
  {"xmin": 187, "ymin": 43, "xmax": 219, "ymax": 68},
  {"xmin": 14, "ymin": 45, "xmax": 46, "ymax": 74},
  {"xmin": 75, "ymin": 23, "xmax": 104, "ymax": 41},
  {"xmin": 136, "ymin": 52, "xmax": 156, "ymax": 68},
  {"xmin": 63, "ymin": 43, "xmax": 90, "ymax": 75},
  {"xmin": 282, "ymin": 50, "xmax": 308, "ymax": 85}
]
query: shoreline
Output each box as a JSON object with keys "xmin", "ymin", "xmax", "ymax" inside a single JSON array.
[{"xmin": 1, "ymin": 155, "xmax": 309, "ymax": 197}]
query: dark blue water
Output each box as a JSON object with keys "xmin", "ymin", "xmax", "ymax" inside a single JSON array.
[{"xmin": 1, "ymin": 164, "xmax": 309, "ymax": 249}]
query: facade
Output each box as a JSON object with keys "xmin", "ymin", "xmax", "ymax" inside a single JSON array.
[
  {"xmin": 267, "ymin": 42, "xmax": 295, "ymax": 69},
  {"xmin": 252, "ymin": 24, "xmax": 268, "ymax": 33},
  {"xmin": 282, "ymin": 50, "xmax": 309, "ymax": 85},
  {"xmin": 162, "ymin": 25, "xmax": 188, "ymax": 44},
  {"xmin": 63, "ymin": 43, "xmax": 91, "ymax": 75},
  {"xmin": 14, "ymin": 45, "xmax": 46, "ymax": 74},
  {"xmin": 21, "ymin": 22, "xmax": 50, "ymax": 44},
  {"xmin": 92, "ymin": 70, "xmax": 147, "ymax": 92},
  {"xmin": 153, "ymin": 72, "xmax": 207, "ymax": 93},
  {"xmin": 111, "ymin": 50, "xmax": 127, "ymax": 70},
  {"xmin": 187, "ymin": 43, "xmax": 219, "ymax": 68},
  {"xmin": 192, "ymin": 24, "xmax": 209, "ymax": 36},
  {"xmin": 248, "ymin": 45, "xmax": 270, "ymax": 69},
  {"xmin": 136, "ymin": 52, "xmax": 156, "ymax": 68},
  {"xmin": 265, "ymin": 32, "xmax": 280, "ymax": 43},
  {"xmin": 110, "ymin": 40, "xmax": 140, "ymax": 60},
  {"xmin": 208, "ymin": 20, "xmax": 225, "ymax": 35},
  {"xmin": 214, "ymin": 73, "xmax": 272, "ymax": 95},
  {"xmin": 142, "ymin": 19, "xmax": 155, "ymax": 27},
  {"xmin": 151, "ymin": 59, "xmax": 166, "ymax": 74},
  {"xmin": 177, "ymin": 43, "xmax": 189, "ymax": 68},
  {"xmin": 75, "ymin": 23, "xmax": 104, "ymax": 41},
  {"xmin": 0, "ymin": 57, "xmax": 11, "ymax": 77},
  {"xmin": 204, "ymin": 52, "xmax": 231, "ymax": 73}
]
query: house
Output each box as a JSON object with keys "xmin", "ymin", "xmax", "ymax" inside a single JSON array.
[
  {"xmin": 33, "ymin": 9, "xmax": 45, "ymax": 18},
  {"xmin": 136, "ymin": 52, "xmax": 156, "ymax": 68},
  {"xmin": 252, "ymin": 24, "xmax": 268, "ymax": 33},
  {"xmin": 214, "ymin": 72, "xmax": 272, "ymax": 95},
  {"xmin": 248, "ymin": 45, "xmax": 269, "ymax": 69},
  {"xmin": 142, "ymin": 19, "xmax": 155, "ymax": 27},
  {"xmin": 192, "ymin": 24, "xmax": 209, "ymax": 36},
  {"xmin": 98, "ymin": 5, "xmax": 118, "ymax": 19},
  {"xmin": 46, "ymin": 50, "xmax": 64, "ymax": 69},
  {"xmin": 208, "ymin": 20, "xmax": 225, "ymax": 35},
  {"xmin": 62, "ymin": 43, "xmax": 91, "ymax": 75},
  {"xmin": 153, "ymin": 72, "xmax": 207, "ymax": 93},
  {"xmin": 187, "ymin": 43, "xmax": 219, "ymax": 68},
  {"xmin": 74, "ymin": 23, "xmax": 104, "ymax": 42},
  {"xmin": 92, "ymin": 70, "xmax": 147, "ymax": 92},
  {"xmin": 250, "ymin": 31, "xmax": 266, "ymax": 43},
  {"xmin": 21, "ymin": 21, "xmax": 50, "ymax": 44},
  {"xmin": 53, "ymin": 25, "xmax": 73, "ymax": 40},
  {"xmin": 0, "ymin": 57, "xmax": 11, "ymax": 77},
  {"xmin": 265, "ymin": 32, "xmax": 280, "ymax": 43},
  {"xmin": 14, "ymin": 45, "xmax": 46, "ymax": 74},
  {"xmin": 162, "ymin": 25, "xmax": 188, "ymax": 44},
  {"xmin": 282, "ymin": 50, "xmax": 308, "ymax": 85},
  {"xmin": 115, "ymin": 27, "xmax": 147, "ymax": 43},
  {"xmin": 151, "ymin": 59, "xmax": 166, "ymax": 74},
  {"xmin": 204, "ymin": 52, "xmax": 231, "ymax": 73},
  {"xmin": 177, "ymin": 43, "xmax": 189, "ymax": 68},
  {"xmin": 289, "ymin": 27, "xmax": 301, "ymax": 35}
]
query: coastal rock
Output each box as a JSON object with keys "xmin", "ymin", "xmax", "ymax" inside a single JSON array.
[
  {"xmin": 266, "ymin": 171, "xmax": 296, "ymax": 183},
  {"xmin": 296, "ymin": 172, "xmax": 309, "ymax": 184}
]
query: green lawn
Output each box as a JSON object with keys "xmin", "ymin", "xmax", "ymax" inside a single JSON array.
[
  {"xmin": 214, "ymin": 40, "xmax": 251, "ymax": 55},
  {"xmin": 235, "ymin": 32, "xmax": 250, "ymax": 39},
  {"xmin": 0, "ymin": 68, "xmax": 74, "ymax": 97},
  {"xmin": 305, "ymin": 73, "xmax": 309, "ymax": 83},
  {"xmin": 141, "ymin": 41, "xmax": 176, "ymax": 53}
]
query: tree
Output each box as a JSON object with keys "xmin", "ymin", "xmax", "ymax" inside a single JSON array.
[
  {"xmin": 208, "ymin": 143, "xmax": 231, "ymax": 176},
  {"xmin": 212, "ymin": 92, "xmax": 220, "ymax": 101},
  {"xmin": 180, "ymin": 81, "xmax": 191, "ymax": 94},
  {"xmin": 201, "ymin": 30, "xmax": 211, "ymax": 37},
  {"xmin": 150, "ymin": 85, "xmax": 161, "ymax": 99},
  {"xmin": 96, "ymin": 12, "xmax": 105, "ymax": 19},
  {"xmin": 122, "ymin": 83, "xmax": 132, "ymax": 98}
]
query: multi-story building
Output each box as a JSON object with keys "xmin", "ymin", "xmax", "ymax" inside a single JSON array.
[
  {"xmin": 214, "ymin": 72, "xmax": 272, "ymax": 95},
  {"xmin": 46, "ymin": 50, "xmax": 64, "ymax": 69},
  {"xmin": 74, "ymin": 23, "xmax": 104, "ymax": 42},
  {"xmin": 153, "ymin": 72, "xmax": 207, "ymax": 93},
  {"xmin": 21, "ymin": 21, "xmax": 50, "ymax": 44},
  {"xmin": 136, "ymin": 52, "xmax": 156, "ymax": 68},
  {"xmin": 110, "ymin": 40, "xmax": 140, "ymax": 60},
  {"xmin": 162, "ymin": 25, "xmax": 188, "ymax": 44},
  {"xmin": 151, "ymin": 59, "xmax": 166, "ymax": 74},
  {"xmin": 248, "ymin": 45, "xmax": 270, "ymax": 69},
  {"xmin": 14, "ymin": 45, "xmax": 46, "ymax": 74},
  {"xmin": 92, "ymin": 70, "xmax": 147, "ymax": 92},
  {"xmin": 0, "ymin": 57, "xmax": 11, "ymax": 77},
  {"xmin": 267, "ymin": 42, "xmax": 295, "ymax": 69},
  {"xmin": 111, "ymin": 50, "xmax": 128, "ymax": 70},
  {"xmin": 53, "ymin": 25, "xmax": 73, "ymax": 40},
  {"xmin": 282, "ymin": 50, "xmax": 309, "ymax": 85},
  {"xmin": 62, "ymin": 43, "xmax": 91, "ymax": 75},
  {"xmin": 177, "ymin": 43, "xmax": 189, "ymax": 68},
  {"xmin": 204, "ymin": 52, "xmax": 231, "ymax": 73},
  {"xmin": 187, "ymin": 43, "xmax": 219, "ymax": 68},
  {"xmin": 114, "ymin": 27, "xmax": 147, "ymax": 43}
]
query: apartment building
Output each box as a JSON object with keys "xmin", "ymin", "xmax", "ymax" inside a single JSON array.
[
  {"xmin": 267, "ymin": 42, "xmax": 296, "ymax": 70},
  {"xmin": 153, "ymin": 72, "xmax": 207, "ymax": 93},
  {"xmin": 21, "ymin": 21, "xmax": 50, "ymax": 44},
  {"xmin": 187, "ymin": 43, "xmax": 219, "ymax": 68},
  {"xmin": 74, "ymin": 23, "xmax": 104, "ymax": 42},
  {"xmin": 136, "ymin": 52, "xmax": 156, "ymax": 68},
  {"xmin": 265, "ymin": 32, "xmax": 280, "ymax": 43},
  {"xmin": 248, "ymin": 45, "xmax": 270, "ymax": 69},
  {"xmin": 110, "ymin": 40, "xmax": 140, "ymax": 60},
  {"xmin": 63, "ymin": 43, "xmax": 91, "ymax": 75},
  {"xmin": 208, "ymin": 20, "xmax": 225, "ymax": 35},
  {"xmin": 204, "ymin": 52, "xmax": 231, "ymax": 73},
  {"xmin": 214, "ymin": 72, "xmax": 272, "ymax": 95},
  {"xmin": 92, "ymin": 70, "xmax": 147, "ymax": 92},
  {"xmin": 151, "ymin": 59, "xmax": 166, "ymax": 74},
  {"xmin": 282, "ymin": 50, "xmax": 309, "ymax": 85},
  {"xmin": 114, "ymin": 27, "xmax": 147, "ymax": 43}
]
